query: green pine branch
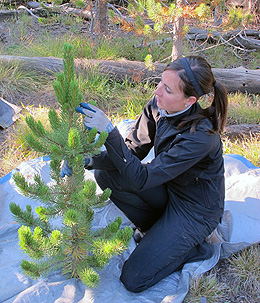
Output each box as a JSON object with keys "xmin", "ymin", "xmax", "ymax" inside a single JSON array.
[{"xmin": 9, "ymin": 203, "xmax": 53, "ymax": 235}]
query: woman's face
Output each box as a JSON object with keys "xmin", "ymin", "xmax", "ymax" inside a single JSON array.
[{"xmin": 154, "ymin": 70, "xmax": 195, "ymax": 114}]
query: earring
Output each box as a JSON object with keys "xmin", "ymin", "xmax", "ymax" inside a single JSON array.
[{"xmin": 185, "ymin": 104, "xmax": 188, "ymax": 107}]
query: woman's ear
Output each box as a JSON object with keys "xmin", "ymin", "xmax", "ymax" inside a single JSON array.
[{"xmin": 186, "ymin": 96, "xmax": 197, "ymax": 107}]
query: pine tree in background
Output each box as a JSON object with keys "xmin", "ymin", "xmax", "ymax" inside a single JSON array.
[
  {"xmin": 9, "ymin": 43, "xmax": 133, "ymax": 287},
  {"xmin": 110, "ymin": 0, "xmax": 255, "ymax": 61}
]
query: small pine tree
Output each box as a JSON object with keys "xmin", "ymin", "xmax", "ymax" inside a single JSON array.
[{"xmin": 9, "ymin": 43, "xmax": 133, "ymax": 288}]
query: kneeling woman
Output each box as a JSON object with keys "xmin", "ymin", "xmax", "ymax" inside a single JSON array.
[{"xmin": 77, "ymin": 56, "xmax": 228, "ymax": 293}]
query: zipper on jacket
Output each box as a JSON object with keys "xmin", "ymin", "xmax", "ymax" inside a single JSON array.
[{"xmin": 154, "ymin": 118, "xmax": 171, "ymax": 151}]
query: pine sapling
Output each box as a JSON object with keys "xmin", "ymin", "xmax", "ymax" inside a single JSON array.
[{"xmin": 9, "ymin": 43, "xmax": 133, "ymax": 288}]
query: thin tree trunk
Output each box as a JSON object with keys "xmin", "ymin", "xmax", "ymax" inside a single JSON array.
[
  {"xmin": 171, "ymin": 0, "xmax": 185, "ymax": 61},
  {"xmin": 94, "ymin": 0, "xmax": 108, "ymax": 35}
]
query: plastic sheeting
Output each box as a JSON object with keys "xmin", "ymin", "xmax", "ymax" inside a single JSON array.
[
  {"xmin": 0, "ymin": 98, "xmax": 22, "ymax": 128},
  {"xmin": 1, "ymin": 121, "xmax": 260, "ymax": 302}
]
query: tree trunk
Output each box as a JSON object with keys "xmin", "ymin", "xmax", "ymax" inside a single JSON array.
[
  {"xmin": 1, "ymin": 55, "xmax": 260, "ymax": 94},
  {"xmin": 171, "ymin": 0, "xmax": 185, "ymax": 61},
  {"xmin": 94, "ymin": 0, "xmax": 108, "ymax": 35}
]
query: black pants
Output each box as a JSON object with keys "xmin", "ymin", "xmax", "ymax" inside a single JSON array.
[{"xmin": 94, "ymin": 169, "xmax": 215, "ymax": 293}]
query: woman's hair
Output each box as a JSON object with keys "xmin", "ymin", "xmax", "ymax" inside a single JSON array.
[{"xmin": 164, "ymin": 56, "xmax": 228, "ymax": 134}]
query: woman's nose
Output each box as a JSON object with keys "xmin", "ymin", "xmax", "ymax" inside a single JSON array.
[{"xmin": 154, "ymin": 82, "xmax": 162, "ymax": 96}]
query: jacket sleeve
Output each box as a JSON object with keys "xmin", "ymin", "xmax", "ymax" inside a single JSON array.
[
  {"xmin": 92, "ymin": 97, "xmax": 158, "ymax": 169},
  {"xmin": 91, "ymin": 151, "xmax": 117, "ymax": 170},
  {"xmin": 104, "ymin": 125, "xmax": 219, "ymax": 191},
  {"xmin": 124, "ymin": 96, "xmax": 159, "ymax": 160}
]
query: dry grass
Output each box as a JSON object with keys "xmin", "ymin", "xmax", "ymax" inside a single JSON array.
[
  {"xmin": 222, "ymin": 133, "xmax": 260, "ymax": 167},
  {"xmin": 0, "ymin": 105, "xmax": 50, "ymax": 178},
  {"xmin": 228, "ymin": 244, "xmax": 260, "ymax": 298},
  {"xmin": 184, "ymin": 244, "xmax": 260, "ymax": 303},
  {"xmin": 227, "ymin": 93, "xmax": 260, "ymax": 125},
  {"xmin": 210, "ymin": 244, "xmax": 260, "ymax": 303},
  {"xmin": 184, "ymin": 272, "xmax": 228, "ymax": 303},
  {"xmin": 0, "ymin": 61, "xmax": 47, "ymax": 101}
]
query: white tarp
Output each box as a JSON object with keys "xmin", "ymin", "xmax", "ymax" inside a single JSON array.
[{"xmin": 1, "ymin": 120, "xmax": 260, "ymax": 303}]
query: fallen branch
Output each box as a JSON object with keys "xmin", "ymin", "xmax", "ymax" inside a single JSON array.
[
  {"xmin": 107, "ymin": 3, "xmax": 124, "ymax": 19},
  {"xmin": 235, "ymin": 33, "xmax": 260, "ymax": 50},
  {"xmin": 187, "ymin": 29, "xmax": 260, "ymax": 51},
  {"xmin": 18, "ymin": 5, "xmax": 39, "ymax": 19}
]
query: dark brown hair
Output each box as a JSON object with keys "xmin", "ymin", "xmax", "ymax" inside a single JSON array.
[{"xmin": 165, "ymin": 56, "xmax": 228, "ymax": 133}]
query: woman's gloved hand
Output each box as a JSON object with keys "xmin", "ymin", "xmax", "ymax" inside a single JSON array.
[
  {"xmin": 76, "ymin": 103, "xmax": 114, "ymax": 133},
  {"xmin": 60, "ymin": 160, "xmax": 72, "ymax": 178},
  {"xmin": 60, "ymin": 158, "xmax": 93, "ymax": 178}
]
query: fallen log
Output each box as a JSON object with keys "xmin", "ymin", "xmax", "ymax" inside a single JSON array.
[
  {"xmin": 0, "ymin": 5, "xmax": 92, "ymax": 22},
  {"xmin": 187, "ymin": 29, "xmax": 260, "ymax": 41},
  {"xmin": 0, "ymin": 9, "xmax": 24, "ymax": 22},
  {"xmin": 0, "ymin": 55, "xmax": 260, "ymax": 94},
  {"xmin": 224, "ymin": 123, "xmax": 260, "ymax": 140},
  {"xmin": 1, "ymin": 0, "xmax": 25, "ymax": 5}
]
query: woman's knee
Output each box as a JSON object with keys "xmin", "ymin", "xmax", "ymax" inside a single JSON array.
[{"xmin": 120, "ymin": 263, "xmax": 148, "ymax": 293}]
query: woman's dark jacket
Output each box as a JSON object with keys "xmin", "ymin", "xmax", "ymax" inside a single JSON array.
[{"xmin": 92, "ymin": 96, "xmax": 225, "ymax": 222}]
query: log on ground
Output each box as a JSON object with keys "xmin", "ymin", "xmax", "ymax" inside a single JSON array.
[{"xmin": 0, "ymin": 55, "xmax": 260, "ymax": 94}]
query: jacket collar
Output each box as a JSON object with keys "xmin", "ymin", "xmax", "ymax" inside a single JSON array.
[
  {"xmin": 159, "ymin": 103, "xmax": 201, "ymax": 127},
  {"xmin": 158, "ymin": 104, "xmax": 192, "ymax": 118}
]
